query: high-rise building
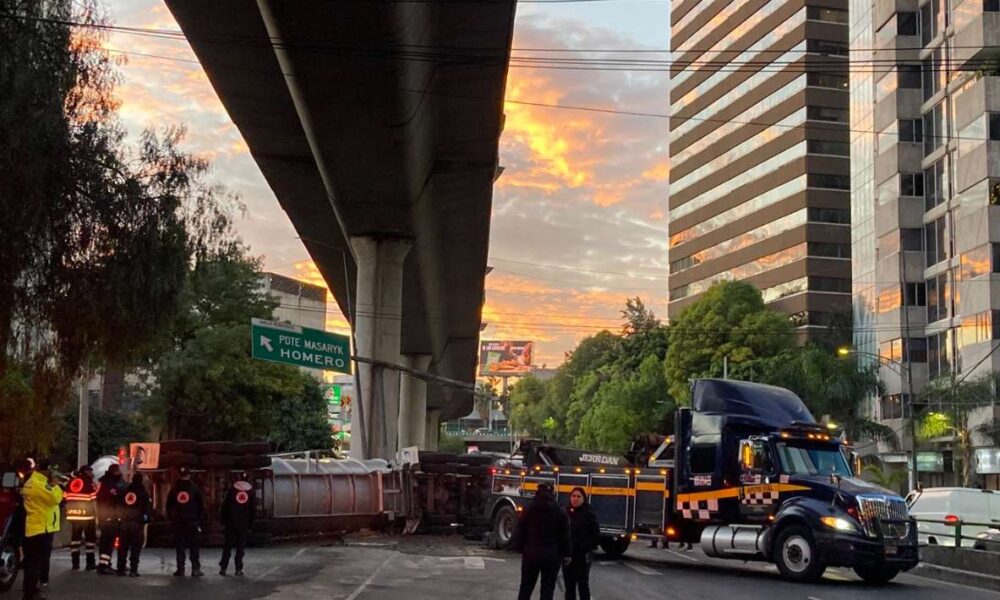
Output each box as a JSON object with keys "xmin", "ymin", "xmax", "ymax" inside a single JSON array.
[
  {"xmin": 850, "ymin": 0, "xmax": 1000, "ymax": 487},
  {"xmin": 667, "ymin": 0, "xmax": 854, "ymax": 335},
  {"xmin": 259, "ymin": 272, "xmax": 329, "ymax": 379}
]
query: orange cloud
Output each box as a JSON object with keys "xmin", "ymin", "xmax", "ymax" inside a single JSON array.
[
  {"xmin": 289, "ymin": 260, "xmax": 351, "ymax": 335},
  {"xmin": 643, "ymin": 161, "xmax": 670, "ymax": 181}
]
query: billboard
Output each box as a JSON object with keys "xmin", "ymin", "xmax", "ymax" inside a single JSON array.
[{"xmin": 479, "ymin": 340, "xmax": 534, "ymax": 376}]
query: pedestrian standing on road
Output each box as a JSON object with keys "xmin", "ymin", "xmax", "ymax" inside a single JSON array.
[
  {"xmin": 564, "ymin": 487, "xmax": 600, "ymax": 600},
  {"xmin": 509, "ymin": 482, "xmax": 571, "ymax": 600},
  {"xmin": 167, "ymin": 467, "xmax": 204, "ymax": 577},
  {"xmin": 116, "ymin": 473, "xmax": 150, "ymax": 577},
  {"xmin": 219, "ymin": 472, "xmax": 254, "ymax": 577},
  {"xmin": 65, "ymin": 465, "xmax": 98, "ymax": 572},
  {"xmin": 21, "ymin": 458, "xmax": 63, "ymax": 600},
  {"xmin": 95, "ymin": 464, "xmax": 125, "ymax": 575}
]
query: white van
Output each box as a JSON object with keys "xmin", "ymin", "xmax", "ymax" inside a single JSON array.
[{"xmin": 906, "ymin": 487, "xmax": 1000, "ymax": 546}]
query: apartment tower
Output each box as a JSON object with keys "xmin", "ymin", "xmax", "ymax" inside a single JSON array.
[{"xmin": 667, "ymin": 0, "xmax": 854, "ymax": 335}]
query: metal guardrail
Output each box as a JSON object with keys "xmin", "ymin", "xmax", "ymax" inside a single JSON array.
[{"xmin": 913, "ymin": 518, "xmax": 999, "ymax": 549}]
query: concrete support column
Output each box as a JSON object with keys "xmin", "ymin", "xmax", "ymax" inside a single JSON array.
[
  {"xmin": 425, "ymin": 409, "xmax": 441, "ymax": 451},
  {"xmin": 350, "ymin": 236, "xmax": 411, "ymax": 460},
  {"xmin": 398, "ymin": 354, "xmax": 432, "ymax": 450}
]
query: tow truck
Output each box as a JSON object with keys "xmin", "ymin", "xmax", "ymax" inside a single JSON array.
[{"xmin": 486, "ymin": 378, "xmax": 919, "ymax": 584}]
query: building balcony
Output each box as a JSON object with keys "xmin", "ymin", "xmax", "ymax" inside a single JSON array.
[{"xmin": 953, "ymin": 4, "xmax": 1000, "ymax": 70}]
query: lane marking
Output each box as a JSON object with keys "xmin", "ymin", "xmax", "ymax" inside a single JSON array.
[
  {"xmin": 254, "ymin": 546, "xmax": 309, "ymax": 581},
  {"xmin": 808, "ymin": 596, "xmax": 823, "ymax": 600},
  {"xmin": 906, "ymin": 571, "xmax": 1000, "ymax": 597},
  {"xmin": 463, "ymin": 557, "xmax": 485, "ymax": 570},
  {"xmin": 664, "ymin": 549, "xmax": 699, "ymax": 562},
  {"xmin": 345, "ymin": 554, "xmax": 394, "ymax": 600},
  {"xmin": 624, "ymin": 562, "xmax": 661, "ymax": 576}
]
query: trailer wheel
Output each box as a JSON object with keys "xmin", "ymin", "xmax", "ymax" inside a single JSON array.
[
  {"xmin": 774, "ymin": 525, "xmax": 825, "ymax": 582},
  {"xmin": 493, "ymin": 505, "xmax": 518, "ymax": 548},
  {"xmin": 599, "ymin": 536, "xmax": 631, "ymax": 559},
  {"xmin": 0, "ymin": 537, "xmax": 18, "ymax": 593},
  {"xmin": 853, "ymin": 566, "xmax": 899, "ymax": 585}
]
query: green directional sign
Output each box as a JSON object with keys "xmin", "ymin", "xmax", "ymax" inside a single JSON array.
[
  {"xmin": 323, "ymin": 384, "xmax": 342, "ymax": 405},
  {"xmin": 251, "ymin": 318, "xmax": 352, "ymax": 374}
]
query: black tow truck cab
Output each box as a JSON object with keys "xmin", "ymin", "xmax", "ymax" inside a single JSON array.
[{"xmin": 485, "ymin": 379, "xmax": 919, "ymax": 584}]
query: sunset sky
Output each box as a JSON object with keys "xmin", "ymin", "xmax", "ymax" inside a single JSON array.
[{"xmin": 104, "ymin": 0, "xmax": 671, "ymax": 367}]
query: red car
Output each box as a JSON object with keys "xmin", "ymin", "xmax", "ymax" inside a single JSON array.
[{"xmin": 0, "ymin": 471, "xmax": 22, "ymax": 594}]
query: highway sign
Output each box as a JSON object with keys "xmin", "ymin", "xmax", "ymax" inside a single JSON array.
[{"xmin": 251, "ymin": 318, "xmax": 351, "ymax": 374}]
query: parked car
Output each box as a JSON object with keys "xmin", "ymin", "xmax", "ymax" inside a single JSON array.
[
  {"xmin": 973, "ymin": 528, "xmax": 1000, "ymax": 552},
  {"xmin": 906, "ymin": 487, "xmax": 1000, "ymax": 546},
  {"xmin": 1, "ymin": 471, "xmax": 22, "ymax": 594}
]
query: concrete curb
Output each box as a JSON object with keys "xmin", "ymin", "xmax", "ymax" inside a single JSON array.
[{"xmin": 911, "ymin": 562, "xmax": 1000, "ymax": 593}]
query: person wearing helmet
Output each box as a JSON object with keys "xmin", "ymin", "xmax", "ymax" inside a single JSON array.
[
  {"xmin": 64, "ymin": 465, "xmax": 98, "ymax": 572},
  {"xmin": 219, "ymin": 472, "xmax": 254, "ymax": 576}
]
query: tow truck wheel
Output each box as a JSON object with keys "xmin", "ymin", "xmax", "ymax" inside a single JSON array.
[
  {"xmin": 853, "ymin": 566, "xmax": 900, "ymax": 585},
  {"xmin": 599, "ymin": 536, "xmax": 631, "ymax": 559},
  {"xmin": 0, "ymin": 540, "xmax": 18, "ymax": 593},
  {"xmin": 493, "ymin": 505, "xmax": 518, "ymax": 549},
  {"xmin": 774, "ymin": 526, "xmax": 825, "ymax": 582}
]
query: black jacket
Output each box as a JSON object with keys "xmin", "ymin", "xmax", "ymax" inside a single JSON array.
[
  {"xmin": 510, "ymin": 495, "xmax": 571, "ymax": 563},
  {"xmin": 220, "ymin": 481, "xmax": 254, "ymax": 531},
  {"xmin": 120, "ymin": 480, "xmax": 151, "ymax": 524},
  {"xmin": 567, "ymin": 504, "xmax": 601, "ymax": 557},
  {"xmin": 96, "ymin": 473, "xmax": 125, "ymax": 521},
  {"xmin": 166, "ymin": 479, "xmax": 204, "ymax": 524}
]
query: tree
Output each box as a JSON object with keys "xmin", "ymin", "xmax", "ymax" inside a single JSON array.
[
  {"xmin": 665, "ymin": 281, "xmax": 793, "ymax": 404},
  {"xmin": 49, "ymin": 405, "xmax": 150, "ymax": 469},
  {"xmin": 0, "ymin": 2, "xmax": 237, "ymax": 462},
  {"xmin": 509, "ymin": 375, "xmax": 548, "ymax": 437}
]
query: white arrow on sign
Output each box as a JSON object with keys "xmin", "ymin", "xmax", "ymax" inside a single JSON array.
[{"xmin": 260, "ymin": 336, "xmax": 273, "ymax": 352}]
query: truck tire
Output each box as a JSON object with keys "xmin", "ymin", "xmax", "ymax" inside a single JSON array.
[
  {"xmin": 160, "ymin": 439, "xmax": 198, "ymax": 454},
  {"xmin": 853, "ymin": 566, "xmax": 900, "ymax": 585},
  {"xmin": 200, "ymin": 454, "xmax": 234, "ymax": 468},
  {"xmin": 421, "ymin": 463, "xmax": 460, "ymax": 474},
  {"xmin": 234, "ymin": 442, "xmax": 271, "ymax": 455},
  {"xmin": 418, "ymin": 452, "xmax": 458, "ymax": 465},
  {"xmin": 493, "ymin": 504, "xmax": 518, "ymax": 549},
  {"xmin": 774, "ymin": 525, "xmax": 825, "ymax": 582},
  {"xmin": 198, "ymin": 441, "xmax": 234, "ymax": 455},
  {"xmin": 458, "ymin": 455, "xmax": 493, "ymax": 466},
  {"xmin": 599, "ymin": 536, "xmax": 631, "ymax": 559},
  {"xmin": 0, "ymin": 537, "xmax": 18, "ymax": 593},
  {"xmin": 159, "ymin": 452, "xmax": 198, "ymax": 468}
]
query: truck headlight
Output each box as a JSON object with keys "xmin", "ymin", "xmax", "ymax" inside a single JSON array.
[{"xmin": 821, "ymin": 516, "xmax": 859, "ymax": 533}]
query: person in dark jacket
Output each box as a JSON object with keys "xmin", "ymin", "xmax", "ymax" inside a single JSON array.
[
  {"xmin": 95, "ymin": 464, "xmax": 125, "ymax": 575},
  {"xmin": 510, "ymin": 483, "xmax": 571, "ymax": 600},
  {"xmin": 167, "ymin": 467, "xmax": 204, "ymax": 577},
  {"xmin": 116, "ymin": 473, "xmax": 150, "ymax": 577},
  {"xmin": 65, "ymin": 465, "xmax": 98, "ymax": 572},
  {"xmin": 219, "ymin": 473, "xmax": 254, "ymax": 576},
  {"xmin": 564, "ymin": 487, "xmax": 601, "ymax": 600}
]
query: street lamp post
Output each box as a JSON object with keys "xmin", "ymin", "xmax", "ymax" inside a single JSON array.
[{"xmin": 838, "ymin": 347, "xmax": 919, "ymax": 492}]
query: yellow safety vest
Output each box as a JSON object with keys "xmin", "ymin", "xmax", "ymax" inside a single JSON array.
[{"xmin": 23, "ymin": 471, "xmax": 63, "ymax": 537}]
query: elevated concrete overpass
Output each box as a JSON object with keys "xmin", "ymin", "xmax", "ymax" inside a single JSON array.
[{"xmin": 165, "ymin": 0, "xmax": 516, "ymax": 459}]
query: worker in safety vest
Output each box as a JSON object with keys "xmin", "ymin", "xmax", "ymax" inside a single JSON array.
[
  {"xmin": 21, "ymin": 458, "xmax": 63, "ymax": 600},
  {"xmin": 95, "ymin": 464, "xmax": 125, "ymax": 575},
  {"xmin": 65, "ymin": 465, "xmax": 98, "ymax": 571}
]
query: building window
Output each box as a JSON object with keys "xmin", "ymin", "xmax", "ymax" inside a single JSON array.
[
  {"xmin": 809, "ymin": 276, "xmax": 852, "ymax": 293},
  {"xmin": 880, "ymin": 338, "xmax": 904, "ymax": 362},
  {"xmin": 924, "ymin": 102, "xmax": 946, "ymax": 156},
  {"xmin": 809, "ymin": 173, "xmax": 850, "ymax": 190},
  {"xmin": 898, "ymin": 11, "xmax": 919, "ymax": 34},
  {"xmin": 880, "ymin": 395, "xmax": 905, "ymax": 420},
  {"xmin": 901, "ymin": 228, "xmax": 923, "ymax": 251},
  {"xmin": 960, "ymin": 245, "xmax": 991, "ymax": 280},
  {"xmin": 924, "ymin": 217, "xmax": 947, "ymax": 266},
  {"xmin": 807, "ymin": 40, "xmax": 849, "ymax": 56},
  {"xmin": 807, "ymin": 6, "xmax": 849, "ymax": 22},
  {"xmin": 808, "ymin": 242, "xmax": 851, "ymax": 258},
  {"xmin": 807, "ymin": 106, "xmax": 849, "ymax": 123},
  {"xmin": 901, "ymin": 172, "xmax": 924, "ymax": 197},
  {"xmin": 807, "ymin": 207, "xmax": 850, "ymax": 223},
  {"xmin": 959, "ymin": 310, "xmax": 998, "ymax": 348},
  {"xmin": 899, "ymin": 65, "xmax": 922, "ymax": 89},
  {"xmin": 807, "ymin": 72, "xmax": 848, "ymax": 90},
  {"xmin": 986, "ymin": 0, "xmax": 999, "ymax": 12},
  {"xmin": 924, "ymin": 159, "xmax": 946, "ymax": 210},
  {"xmin": 993, "ymin": 243, "xmax": 1000, "ymax": 272},
  {"xmin": 928, "ymin": 330, "xmax": 952, "ymax": 379},
  {"xmin": 927, "ymin": 272, "xmax": 950, "ymax": 322},
  {"xmin": 904, "ymin": 282, "xmax": 927, "ymax": 306},
  {"xmin": 991, "ymin": 114, "xmax": 1000, "ymax": 140},
  {"xmin": 921, "ymin": 0, "xmax": 942, "ymax": 46},
  {"xmin": 900, "ymin": 119, "xmax": 923, "ymax": 142},
  {"xmin": 807, "ymin": 140, "xmax": 850, "ymax": 156},
  {"xmin": 670, "ymin": 255, "xmax": 696, "ymax": 274}
]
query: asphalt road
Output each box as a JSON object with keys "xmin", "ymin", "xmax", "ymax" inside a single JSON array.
[{"xmin": 20, "ymin": 537, "xmax": 1000, "ymax": 600}]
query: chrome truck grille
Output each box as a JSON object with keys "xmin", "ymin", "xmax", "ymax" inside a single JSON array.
[{"xmin": 857, "ymin": 495, "xmax": 910, "ymax": 539}]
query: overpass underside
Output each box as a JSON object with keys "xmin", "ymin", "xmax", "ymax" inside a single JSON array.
[{"xmin": 165, "ymin": 0, "xmax": 516, "ymax": 459}]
